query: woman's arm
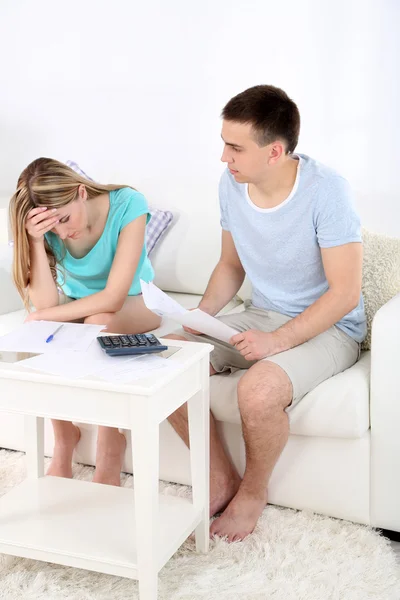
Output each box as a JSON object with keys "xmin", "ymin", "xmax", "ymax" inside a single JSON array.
[
  {"xmin": 28, "ymin": 214, "xmax": 147, "ymax": 322},
  {"xmin": 28, "ymin": 239, "xmax": 60, "ymax": 308}
]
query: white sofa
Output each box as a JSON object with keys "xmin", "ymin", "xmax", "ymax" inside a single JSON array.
[{"xmin": 0, "ymin": 205, "xmax": 399, "ymax": 535}]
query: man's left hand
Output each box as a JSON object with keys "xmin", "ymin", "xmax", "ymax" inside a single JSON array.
[{"xmin": 230, "ymin": 329, "xmax": 282, "ymax": 361}]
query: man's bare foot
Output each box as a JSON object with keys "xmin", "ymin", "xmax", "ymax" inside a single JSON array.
[
  {"xmin": 210, "ymin": 472, "xmax": 241, "ymax": 517},
  {"xmin": 47, "ymin": 424, "xmax": 81, "ymax": 479},
  {"xmin": 93, "ymin": 431, "xmax": 126, "ymax": 487},
  {"xmin": 210, "ymin": 487, "xmax": 268, "ymax": 542}
]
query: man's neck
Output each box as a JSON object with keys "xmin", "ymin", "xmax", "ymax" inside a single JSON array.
[{"xmin": 248, "ymin": 156, "xmax": 299, "ymax": 209}]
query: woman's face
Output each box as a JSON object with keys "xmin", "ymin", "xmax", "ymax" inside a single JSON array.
[{"xmin": 50, "ymin": 186, "xmax": 88, "ymax": 240}]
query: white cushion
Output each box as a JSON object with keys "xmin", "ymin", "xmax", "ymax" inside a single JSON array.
[
  {"xmin": 209, "ymin": 352, "xmax": 370, "ymax": 440},
  {"xmin": 151, "ymin": 209, "xmax": 222, "ymax": 296}
]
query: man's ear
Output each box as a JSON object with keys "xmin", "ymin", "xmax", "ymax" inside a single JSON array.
[{"xmin": 268, "ymin": 141, "xmax": 285, "ymax": 165}]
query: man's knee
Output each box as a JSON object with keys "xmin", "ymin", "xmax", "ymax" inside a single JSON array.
[{"xmin": 237, "ymin": 361, "xmax": 292, "ymax": 413}]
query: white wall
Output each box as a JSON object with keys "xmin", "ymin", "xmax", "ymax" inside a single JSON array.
[{"xmin": 0, "ymin": 0, "xmax": 398, "ymax": 242}]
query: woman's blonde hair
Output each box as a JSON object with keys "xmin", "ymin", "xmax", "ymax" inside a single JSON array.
[{"xmin": 9, "ymin": 157, "xmax": 132, "ymax": 309}]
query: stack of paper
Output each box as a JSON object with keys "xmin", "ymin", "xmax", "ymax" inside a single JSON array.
[{"xmin": 17, "ymin": 342, "xmax": 179, "ymax": 383}]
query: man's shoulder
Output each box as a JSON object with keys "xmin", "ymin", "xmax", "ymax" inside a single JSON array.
[{"xmin": 298, "ymin": 154, "xmax": 352, "ymax": 201}]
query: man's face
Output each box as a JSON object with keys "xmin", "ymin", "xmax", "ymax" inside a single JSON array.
[{"xmin": 220, "ymin": 120, "xmax": 279, "ymax": 184}]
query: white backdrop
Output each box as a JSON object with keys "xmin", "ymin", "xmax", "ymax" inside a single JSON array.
[{"xmin": 0, "ymin": 0, "xmax": 398, "ymax": 237}]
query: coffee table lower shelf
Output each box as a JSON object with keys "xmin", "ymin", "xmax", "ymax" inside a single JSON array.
[{"xmin": 0, "ymin": 476, "xmax": 200, "ymax": 579}]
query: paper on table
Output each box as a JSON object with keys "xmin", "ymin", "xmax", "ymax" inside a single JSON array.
[
  {"xmin": 140, "ymin": 280, "xmax": 238, "ymax": 344},
  {"xmin": 0, "ymin": 321, "xmax": 105, "ymax": 354},
  {"xmin": 19, "ymin": 341, "xmax": 180, "ymax": 383},
  {"xmin": 97, "ymin": 354, "xmax": 180, "ymax": 383}
]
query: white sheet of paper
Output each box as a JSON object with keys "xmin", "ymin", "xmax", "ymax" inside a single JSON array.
[
  {"xmin": 140, "ymin": 280, "xmax": 238, "ymax": 344},
  {"xmin": 97, "ymin": 354, "xmax": 180, "ymax": 383},
  {"xmin": 140, "ymin": 279, "xmax": 186, "ymax": 317},
  {"xmin": 0, "ymin": 321, "xmax": 105, "ymax": 354},
  {"xmin": 19, "ymin": 341, "xmax": 180, "ymax": 382}
]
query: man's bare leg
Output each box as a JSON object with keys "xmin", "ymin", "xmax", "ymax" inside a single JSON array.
[
  {"xmin": 165, "ymin": 333, "xmax": 241, "ymax": 514},
  {"xmin": 210, "ymin": 361, "xmax": 292, "ymax": 542}
]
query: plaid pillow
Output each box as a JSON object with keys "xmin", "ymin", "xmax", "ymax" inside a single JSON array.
[{"xmin": 66, "ymin": 160, "xmax": 173, "ymax": 255}]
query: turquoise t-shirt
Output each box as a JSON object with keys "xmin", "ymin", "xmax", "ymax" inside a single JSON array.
[{"xmin": 45, "ymin": 187, "xmax": 154, "ymax": 299}]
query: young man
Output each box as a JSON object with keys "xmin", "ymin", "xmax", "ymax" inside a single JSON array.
[{"xmin": 166, "ymin": 85, "xmax": 366, "ymax": 542}]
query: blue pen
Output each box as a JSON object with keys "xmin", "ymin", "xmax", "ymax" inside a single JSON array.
[{"xmin": 45, "ymin": 324, "xmax": 64, "ymax": 343}]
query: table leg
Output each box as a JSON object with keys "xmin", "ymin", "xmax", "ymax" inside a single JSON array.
[
  {"xmin": 131, "ymin": 409, "xmax": 159, "ymax": 600},
  {"xmin": 188, "ymin": 355, "xmax": 210, "ymax": 553},
  {"xmin": 24, "ymin": 416, "xmax": 45, "ymax": 478}
]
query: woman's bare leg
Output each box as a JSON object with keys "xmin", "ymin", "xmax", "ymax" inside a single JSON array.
[
  {"xmin": 47, "ymin": 421, "xmax": 81, "ymax": 478},
  {"xmin": 83, "ymin": 295, "xmax": 161, "ymax": 334},
  {"xmin": 84, "ymin": 295, "xmax": 161, "ymax": 485},
  {"xmin": 92, "ymin": 427, "xmax": 127, "ymax": 486}
]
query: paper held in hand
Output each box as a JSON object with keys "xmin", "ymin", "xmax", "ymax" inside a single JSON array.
[{"xmin": 140, "ymin": 280, "xmax": 238, "ymax": 344}]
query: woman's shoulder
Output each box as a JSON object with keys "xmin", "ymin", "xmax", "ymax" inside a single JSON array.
[
  {"xmin": 110, "ymin": 187, "xmax": 147, "ymax": 205},
  {"xmin": 109, "ymin": 187, "xmax": 150, "ymax": 227},
  {"xmin": 110, "ymin": 187, "xmax": 149, "ymax": 214}
]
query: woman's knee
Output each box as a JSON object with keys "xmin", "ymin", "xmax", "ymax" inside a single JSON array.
[{"xmin": 84, "ymin": 312, "xmax": 115, "ymax": 327}]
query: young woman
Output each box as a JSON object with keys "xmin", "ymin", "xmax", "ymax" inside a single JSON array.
[{"xmin": 9, "ymin": 157, "xmax": 161, "ymax": 486}]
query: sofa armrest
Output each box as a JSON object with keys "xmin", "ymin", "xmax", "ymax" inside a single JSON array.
[
  {"xmin": 0, "ymin": 268, "xmax": 24, "ymax": 314},
  {"xmin": 370, "ymin": 292, "xmax": 400, "ymax": 531}
]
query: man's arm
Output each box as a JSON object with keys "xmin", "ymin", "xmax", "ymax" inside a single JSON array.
[
  {"xmin": 231, "ymin": 242, "xmax": 363, "ymax": 360},
  {"xmin": 272, "ymin": 242, "xmax": 363, "ymax": 352},
  {"xmin": 199, "ymin": 229, "xmax": 246, "ymax": 316}
]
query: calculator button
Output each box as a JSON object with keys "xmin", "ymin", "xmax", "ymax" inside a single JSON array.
[
  {"xmin": 103, "ymin": 339, "xmax": 112, "ymax": 347},
  {"xmin": 110, "ymin": 337, "xmax": 121, "ymax": 346},
  {"xmin": 146, "ymin": 335, "xmax": 158, "ymax": 345},
  {"xmin": 120, "ymin": 336, "xmax": 130, "ymax": 346},
  {"xmin": 135, "ymin": 335, "xmax": 147, "ymax": 345},
  {"xmin": 127, "ymin": 335, "xmax": 138, "ymax": 345}
]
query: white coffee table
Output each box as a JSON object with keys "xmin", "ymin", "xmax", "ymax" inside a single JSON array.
[{"xmin": 0, "ymin": 339, "xmax": 212, "ymax": 600}]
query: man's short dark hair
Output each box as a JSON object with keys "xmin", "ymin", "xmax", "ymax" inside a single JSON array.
[{"xmin": 222, "ymin": 85, "xmax": 300, "ymax": 154}]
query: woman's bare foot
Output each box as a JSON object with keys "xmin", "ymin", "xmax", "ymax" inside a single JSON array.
[
  {"xmin": 210, "ymin": 472, "xmax": 241, "ymax": 517},
  {"xmin": 210, "ymin": 487, "xmax": 268, "ymax": 542},
  {"xmin": 47, "ymin": 424, "xmax": 81, "ymax": 479},
  {"xmin": 93, "ymin": 430, "xmax": 126, "ymax": 487}
]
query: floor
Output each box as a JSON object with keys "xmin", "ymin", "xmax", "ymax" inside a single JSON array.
[{"xmin": 392, "ymin": 541, "xmax": 400, "ymax": 563}]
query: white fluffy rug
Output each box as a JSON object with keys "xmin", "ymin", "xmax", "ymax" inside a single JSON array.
[{"xmin": 0, "ymin": 449, "xmax": 399, "ymax": 600}]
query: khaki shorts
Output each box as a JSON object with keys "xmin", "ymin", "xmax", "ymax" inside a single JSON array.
[{"xmin": 184, "ymin": 300, "xmax": 360, "ymax": 406}]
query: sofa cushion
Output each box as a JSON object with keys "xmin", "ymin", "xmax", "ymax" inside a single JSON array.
[{"xmin": 209, "ymin": 352, "xmax": 370, "ymax": 439}]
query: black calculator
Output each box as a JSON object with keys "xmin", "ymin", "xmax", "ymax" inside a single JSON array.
[{"xmin": 97, "ymin": 333, "xmax": 168, "ymax": 356}]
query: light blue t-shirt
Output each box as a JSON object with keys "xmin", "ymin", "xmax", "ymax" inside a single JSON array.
[
  {"xmin": 46, "ymin": 187, "xmax": 154, "ymax": 299},
  {"xmin": 219, "ymin": 154, "xmax": 367, "ymax": 342}
]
